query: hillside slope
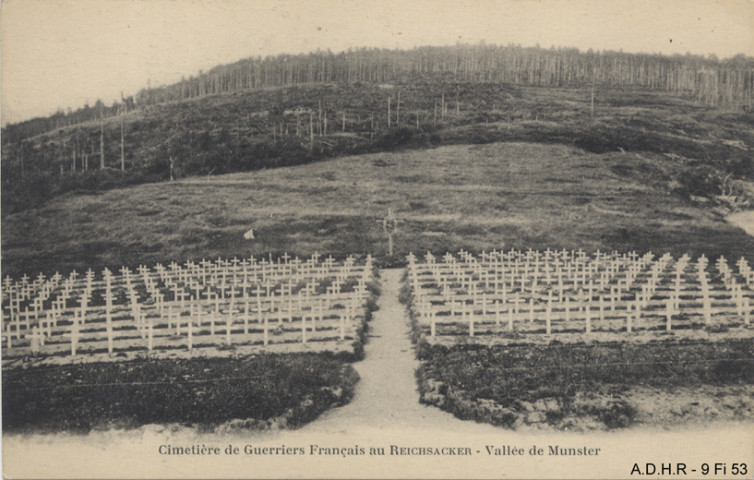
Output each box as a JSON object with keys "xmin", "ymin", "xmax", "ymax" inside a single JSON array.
[
  {"xmin": 3, "ymin": 142, "xmax": 753, "ymax": 278},
  {"xmin": 2, "ymin": 81, "xmax": 752, "ymax": 217}
]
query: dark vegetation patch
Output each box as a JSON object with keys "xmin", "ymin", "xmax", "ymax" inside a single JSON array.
[
  {"xmin": 393, "ymin": 175, "xmax": 426, "ymax": 183},
  {"xmin": 1, "ymin": 169, "xmax": 162, "ymax": 216},
  {"xmin": 135, "ymin": 209, "xmax": 162, "ymax": 217},
  {"xmin": 415, "ymin": 339, "xmax": 754, "ymax": 430},
  {"xmin": 452, "ymin": 224, "xmax": 487, "ymax": 236},
  {"xmin": 542, "ymin": 177, "xmax": 580, "ymax": 184},
  {"xmin": 2, "ymin": 353, "xmax": 359, "ymax": 434},
  {"xmin": 371, "ymin": 158, "xmax": 396, "ymax": 168},
  {"xmin": 598, "ymin": 223, "xmax": 754, "ymax": 261}
]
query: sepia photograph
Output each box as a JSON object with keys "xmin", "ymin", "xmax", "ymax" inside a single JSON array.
[{"xmin": 1, "ymin": 0, "xmax": 753, "ymax": 478}]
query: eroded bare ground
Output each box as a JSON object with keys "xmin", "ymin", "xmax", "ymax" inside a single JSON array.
[
  {"xmin": 728, "ymin": 210, "xmax": 754, "ymax": 237},
  {"xmin": 625, "ymin": 385, "xmax": 754, "ymax": 428}
]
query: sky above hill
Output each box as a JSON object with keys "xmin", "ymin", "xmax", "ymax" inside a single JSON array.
[{"xmin": 2, "ymin": 0, "xmax": 752, "ymax": 126}]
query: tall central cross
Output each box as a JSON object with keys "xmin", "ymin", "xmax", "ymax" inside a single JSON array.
[{"xmin": 379, "ymin": 208, "xmax": 400, "ymax": 256}]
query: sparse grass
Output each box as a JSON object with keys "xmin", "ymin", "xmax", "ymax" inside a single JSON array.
[{"xmin": 3, "ymin": 142, "xmax": 753, "ymax": 277}]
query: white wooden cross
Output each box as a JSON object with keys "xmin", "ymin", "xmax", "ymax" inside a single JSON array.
[
  {"xmin": 187, "ymin": 303, "xmax": 195, "ymax": 351},
  {"xmin": 283, "ymin": 281, "xmax": 294, "ymax": 322},
  {"xmin": 253, "ymin": 284, "xmax": 265, "ymax": 322},
  {"xmin": 68, "ymin": 311, "xmax": 81, "ymax": 357},
  {"xmin": 701, "ymin": 282, "xmax": 712, "ymax": 325},
  {"xmin": 225, "ymin": 298, "xmax": 234, "ymax": 345},
  {"xmin": 326, "ymin": 285, "xmax": 339, "ymax": 309},
  {"xmin": 665, "ymin": 299, "xmax": 674, "ymax": 331},
  {"xmin": 379, "ymin": 209, "xmax": 400, "ymax": 256},
  {"xmin": 104, "ymin": 271, "xmax": 114, "ymax": 354},
  {"xmin": 584, "ymin": 294, "xmax": 592, "ymax": 334},
  {"xmin": 305, "ymin": 280, "xmax": 318, "ymax": 297},
  {"xmin": 545, "ymin": 291, "xmax": 552, "ymax": 335},
  {"xmin": 26, "ymin": 325, "xmax": 45, "ymax": 356}
]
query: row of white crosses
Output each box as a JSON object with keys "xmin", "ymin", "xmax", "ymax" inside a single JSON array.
[
  {"xmin": 148, "ymin": 255, "xmax": 366, "ymax": 346},
  {"xmin": 716, "ymin": 255, "xmax": 751, "ymax": 321},
  {"xmin": 3, "ymin": 268, "xmax": 100, "ymax": 355},
  {"xmin": 406, "ymin": 249, "xmax": 754, "ymax": 338},
  {"xmin": 425, "ymin": 248, "xmax": 647, "ymax": 300},
  {"xmin": 2, "ymin": 253, "xmax": 373, "ymax": 359}
]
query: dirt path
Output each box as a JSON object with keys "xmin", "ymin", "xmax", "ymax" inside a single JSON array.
[
  {"xmin": 728, "ymin": 210, "xmax": 754, "ymax": 237},
  {"xmin": 297, "ymin": 268, "xmax": 499, "ymax": 434}
]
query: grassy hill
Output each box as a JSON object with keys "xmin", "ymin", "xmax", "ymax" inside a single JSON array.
[
  {"xmin": 3, "ymin": 141, "xmax": 753, "ymax": 278},
  {"xmin": 2, "ymin": 81, "xmax": 753, "ymax": 218}
]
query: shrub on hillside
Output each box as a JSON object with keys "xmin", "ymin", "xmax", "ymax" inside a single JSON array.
[
  {"xmin": 373, "ymin": 127, "xmax": 416, "ymax": 149},
  {"xmin": 673, "ymin": 165, "xmax": 721, "ymax": 198},
  {"xmin": 1, "ymin": 169, "xmax": 160, "ymax": 216}
]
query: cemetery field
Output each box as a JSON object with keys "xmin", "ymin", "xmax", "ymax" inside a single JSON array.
[
  {"xmin": 3, "ymin": 140, "xmax": 754, "ymax": 433},
  {"xmin": 403, "ymin": 248, "xmax": 754, "ymax": 430},
  {"xmin": 3, "ymin": 141, "xmax": 754, "ymax": 278},
  {"xmin": 1, "ymin": 254, "xmax": 376, "ymax": 434}
]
